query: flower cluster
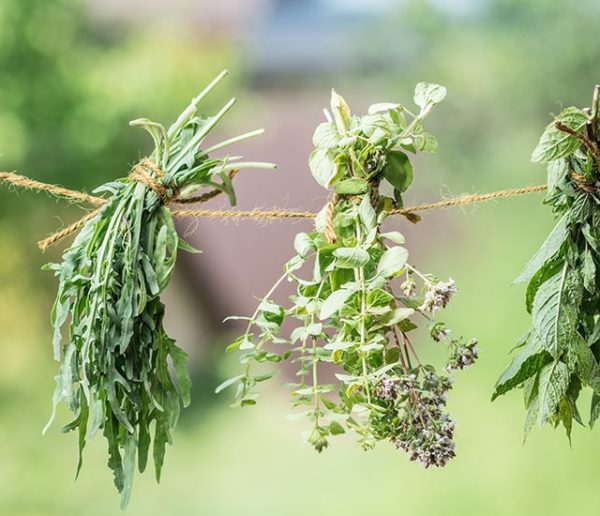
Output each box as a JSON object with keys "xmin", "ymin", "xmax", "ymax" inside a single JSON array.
[
  {"xmin": 374, "ymin": 375, "xmax": 402, "ymax": 401},
  {"xmin": 430, "ymin": 322, "xmax": 451, "ymax": 342},
  {"xmin": 395, "ymin": 373, "xmax": 456, "ymax": 468},
  {"xmin": 419, "ymin": 279, "xmax": 458, "ymax": 313},
  {"xmin": 401, "ymin": 276, "xmax": 417, "ymax": 297},
  {"xmin": 447, "ymin": 338, "xmax": 479, "ymax": 372},
  {"xmin": 373, "ymin": 371, "xmax": 456, "ymax": 468}
]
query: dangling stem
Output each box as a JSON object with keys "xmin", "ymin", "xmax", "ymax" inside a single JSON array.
[{"xmin": 354, "ymin": 219, "xmax": 372, "ymax": 404}]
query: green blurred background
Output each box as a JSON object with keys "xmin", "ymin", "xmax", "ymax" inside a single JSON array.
[{"xmin": 1, "ymin": 0, "xmax": 600, "ymax": 514}]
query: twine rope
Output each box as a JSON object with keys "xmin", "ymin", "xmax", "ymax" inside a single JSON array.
[{"xmin": 0, "ymin": 161, "xmax": 548, "ymax": 251}]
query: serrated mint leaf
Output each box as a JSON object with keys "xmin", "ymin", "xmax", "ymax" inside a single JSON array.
[
  {"xmin": 537, "ymin": 360, "xmax": 570, "ymax": 427},
  {"xmin": 492, "ymin": 334, "xmax": 552, "ymax": 400},
  {"xmin": 514, "ymin": 215, "xmax": 568, "ymax": 284},
  {"xmin": 531, "ymin": 266, "xmax": 580, "ymax": 357},
  {"xmin": 531, "ymin": 107, "xmax": 588, "ymax": 163}
]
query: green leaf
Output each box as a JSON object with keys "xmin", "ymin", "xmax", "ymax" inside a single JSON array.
[
  {"xmin": 169, "ymin": 342, "xmax": 191, "ymax": 407},
  {"xmin": 320, "ymin": 288, "xmax": 356, "ymax": 320},
  {"xmin": 382, "ymin": 151, "xmax": 413, "ymax": 193},
  {"xmin": 312, "ymin": 122, "xmax": 339, "ymax": 148},
  {"xmin": 531, "ymin": 265, "xmax": 580, "ymax": 357},
  {"xmin": 414, "ymin": 83, "xmax": 447, "ymax": 110},
  {"xmin": 177, "ymin": 237, "xmax": 202, "ymax": 254},
  {"xmin": 583, "ymin": 249, "xmax": 596, "ymax": 292},
  {"xmin": 334, "ymin": 178, "xmax": 369, "ymax": 195},
  {"xmin": 525, "ymin": 258, "xmax": 561, "ymax": 314},
  {"xmin": 531, "ymin": 107, "xmax": 589, "ymax": 163},
  {"xmin": 333, "ymin": 247, "xmax": 370, "ymax": 268},
  {"xmin": 358, "ymin": 194, "xmax": 377, "ymax": 230},
  {"xmin": 120, "ymin": 432, "xmax": 137, "ymax": 510},
  {"xmin": 514, "ymin": 215, "xmax": 568, "ymax": 284},
  {"xmin": 381, "ymin": 307, "xmax": 414, "ymax": 326},
  {"xmin": 309, "ymin": 148, "xmax": 336, "ymax": 188},
  {"xmin": 492, "ymin": 334, "xmax": 552, "ymax": 400},
  {"xmin": 367, "ymin": 288, "xmax": 394, "ymax": 307},
  {"xmin": 572, "ymin": 335, "xmax": 600, "ymax": 389},
  {"xmin": 329, "ymin": 421, "xmax": 346, "ymax": 435},
  {"xmin": 376, "ymin": 247, "xmax": 408, "ymax": 277},
  {"xmin": 294, "ymin": 233, "xmax": 313, "ymax": 258},
  {"xmin": 537, "ymin": 360, "xmax": 570, "ymax": 427},
  {"xmin": 413, "ymin": 129, "xmax": 439, "ymax": 153},
  {"xmin": 590, "ymin": 393, "xmax": 600, "ymax": 428},
  {"xmin": 215, "ymin": 375, "xmax": 244, "ymax": 394},
  {"xmin": 381, "ymin": 231, "xmax": 405, "ymax": 244}
]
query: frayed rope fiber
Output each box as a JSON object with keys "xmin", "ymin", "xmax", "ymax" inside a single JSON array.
[{"xmin": 0, "ymin": 161, "xmax": 547, "ymax": 252}]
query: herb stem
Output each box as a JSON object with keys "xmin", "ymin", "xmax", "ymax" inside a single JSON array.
[{"xmin": 354, "ymin": 221, "xmax": 372, "ymax": 404}]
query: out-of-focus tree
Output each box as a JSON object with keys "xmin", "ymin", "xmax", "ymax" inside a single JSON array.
[{"xmin": 0, "ymin": 0, "xmax": 237, "ymax": 210}]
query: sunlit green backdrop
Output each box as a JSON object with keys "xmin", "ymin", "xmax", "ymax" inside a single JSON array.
[{"xmin": 1, "ymin": 0, "xmax": 599, "ymax": 514}]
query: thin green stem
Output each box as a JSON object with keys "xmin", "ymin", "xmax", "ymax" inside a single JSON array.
[{"xmin": 353, "ymin": 221, "xmax": 372, "ymax": 404}]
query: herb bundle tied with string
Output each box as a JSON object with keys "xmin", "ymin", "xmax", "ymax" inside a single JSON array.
[
  {"xmin": 219, "ymin": 85, "xmax": 478, "ymax": 467},
  {"xmin": 494, "ymin": 85, "xmax": 600, "ymax": 441},
  {"xmin": 43, "ymin": 71, "xmax": 274, "ymax": 508}
]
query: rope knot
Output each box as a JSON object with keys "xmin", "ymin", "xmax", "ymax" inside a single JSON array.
[
  {"xmin": 129, "ymin": 158, "xmax": 180, "ymax": 204},
  {"xmin": 569, "ymin": 169, "xmax": 598, "ymax": 195},
  {"xmin": 324, "ymin": 193, "xmax": 339, "ymax": 244}
]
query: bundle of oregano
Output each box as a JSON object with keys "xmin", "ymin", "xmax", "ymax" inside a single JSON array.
[
  {"xmin": 44, "ymin": 71, "xmax": 274, "ymax": 508},
  {"xmin": 493, "ymin": 86, "xmax": 600, "ymax": 440},
  {"xmin": 220, "ymin": 86, "xmax": 479, "ymax": 467}
]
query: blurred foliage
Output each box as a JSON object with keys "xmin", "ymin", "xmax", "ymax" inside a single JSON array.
[{"xmin": 0, "ymin": 0, "xmax": 237, "ymax": 204}]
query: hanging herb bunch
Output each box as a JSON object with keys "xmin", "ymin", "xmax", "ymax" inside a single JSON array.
[
  {"xmin": 44, "ymin": 70, "xmax": 274, "ymax": 508},
  {"xmin": 493, "ymin": 86, "xmax": 600, "ymax": 440},
  {"xmin": 220, "ymin": 85, "xmax": 479, "ymax": 467}
]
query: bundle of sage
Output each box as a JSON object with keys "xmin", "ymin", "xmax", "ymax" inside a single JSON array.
[
  {"xmin": 44, "ymin": 71, "xmax": 274, "ymax": 508},
  {"xmin": 220, "ymin": 86, "xmax": 478, "ymax": 467},
  {"xmin": 493, "ymin": 86, "xmax": 600, "ymax": 440}
]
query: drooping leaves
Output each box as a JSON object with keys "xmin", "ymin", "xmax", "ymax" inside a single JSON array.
[
  {"xmin": 43, "ymin": 72, "xmax": 271, "ymax": 507},
  {"xmin": 496, "ymin": 88, "xmax": 600, "ymax": 442}
]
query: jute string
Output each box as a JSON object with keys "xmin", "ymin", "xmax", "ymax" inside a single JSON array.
[{"xmin": 0, "ymin": 160, "xmax": 548, "ymax": 252}]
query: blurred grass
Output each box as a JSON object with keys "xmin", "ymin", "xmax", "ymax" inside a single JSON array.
[{"xmin": 2, "ymin": 0, "xmax": 600, "ymax": 514}]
